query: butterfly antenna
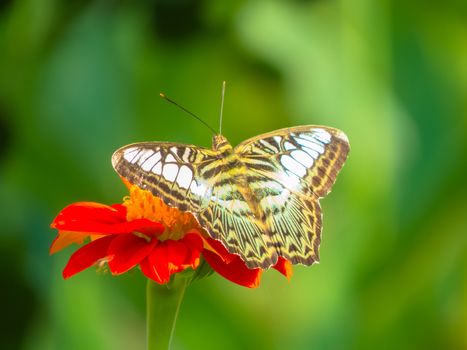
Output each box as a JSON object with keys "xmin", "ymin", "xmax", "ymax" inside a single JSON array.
[
  {"xmin": 159, "ymin": 93, "xmax": 217, "ymax": 135},
  {"xmin": 219, "ymin": 81, "xmax": 226, "ymax": 135}
]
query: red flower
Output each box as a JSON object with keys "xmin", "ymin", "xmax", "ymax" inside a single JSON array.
[{"xmin": 50, "ymin": 183, "xmax": 292, "ymax": 288}]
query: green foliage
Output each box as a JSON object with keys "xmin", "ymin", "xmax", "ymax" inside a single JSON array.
[{"xmin": 0, "ymin": 1, "xmax": 466, "ymax": 349}]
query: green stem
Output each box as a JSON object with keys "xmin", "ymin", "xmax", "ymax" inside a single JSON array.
[{"xmin": 146, "ymin": 276, "xmax": 188, "ymax": 350}]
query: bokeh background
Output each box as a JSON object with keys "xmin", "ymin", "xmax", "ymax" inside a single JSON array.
[{"xmin": 1, "ymin": 1, "xmax": 466, "ymax": 349}]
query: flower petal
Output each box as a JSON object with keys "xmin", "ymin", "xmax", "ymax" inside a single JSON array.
[
  {"xmin": 202, "ymin": 241, "xmax": 262, "ymax": 288},
  {"xmin": 273, "ymin": 257, "xmax": 293, "ymax": 280},
  {"xmin": 196, "ymin": 233, "xmax": 229, "ymax": 261},
  {"xmin": 52, "ymin": 202, "xmax": 126, "ymax": 227},
  {"xmin": 140, "ymin": 235, "xmax": 203, "ymax": 284},
  {"xmin": 179, "ymin": 233, "xmax": 204, "ymax": 268},
  {"xmin": 166, "ymin": 240, "xmax": 189, "ymax": 271},
  {"xmin": 140, "ymin": 257, "xmax": 160, "ymax": 282},
  {"xmin": 51, "ymin": 202, "xmax": 164, "ymax": 235},
  {"xmin": 141, "ymin": 243, "xmax": 171, "ymax": 283},
  {"xmin": 108, "ymin": 234, "xmax": 157, "ymax": 275},
  {"xmin": 62, "ymin": 235, "xmax": 115, "ymax": 279},
  {"xmin": 202, "ymin": 237, "xmax": 235, "ymax": 263},
  {"xmin": 51, "ymin": 202, "xmax": 125, "ymax": 233}
]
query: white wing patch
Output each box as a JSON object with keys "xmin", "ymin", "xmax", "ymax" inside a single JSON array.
[
  {"xmin": 163, "ymin": 163, "xmax": 178, "ymax": 182},
  {"xmin": 141, "ymin": 152, "xmax": 158, "ymax": 171},
  {"xmin": 123, "ymin": 147, "xmax": 139, "ymax": 163},
  {"xmin": 284, "ymin": 141, "xmax": 295, "ymax": 150},
  {"xmin": 281, "ymin": 155, "xmax": 307, "ymax": 177},
  {"xmin": 138, "ymin": 150, "xmax": 154, "ymax": 166},
  {"xmin": 291, "ymin": 150, "xmax": 314, "ymax": 168},
  {"xmin": 152, "ymin": 162, "xmax": 162, "ymax": 175},
  {"xmin": 165, "ymin": 154, "xmax": 176, "ymax": 163},
  {"xmin": 312, "ymin": 128, "xmax": 332, "ymax": 144},
  {"xmin": 295, "ymin": 137, "xmax": 325, "ymax": 155},
  {"xmin": 299, "ymin": 129, "xmax": 331, "ymax": 145},
  {"xmin": 176, "ymin": 165, "xmax": 193, "ymax": 189}
]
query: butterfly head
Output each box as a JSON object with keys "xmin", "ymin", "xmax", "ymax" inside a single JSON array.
[{"xmin": 212, "ymin": 134, "xmax": 233, "ymax": 153}]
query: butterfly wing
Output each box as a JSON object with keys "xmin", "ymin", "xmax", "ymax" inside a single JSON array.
[
  {"xmin": 112, "ymin": 142, "xmax": 217, "ymax": 213},
  {"xmin": 112, "ymin": 142, "xmax": 278, "ymax": 268},
  {"xmin": 235, "ymin": 125, "xmax": 350, "ymax": 265}
]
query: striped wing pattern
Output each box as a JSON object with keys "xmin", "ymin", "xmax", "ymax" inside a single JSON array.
[
  {"xmin": 112, "ymin": 125, "xmax": 349, "ymax": 269},
  {"xmin": 235, "ymin": 126, "xmax": 349, "ymax": 265},
  {"xmin": 112, "ymin": 142, "xmax": 215, "ymax": 212},
  {"xmin": 196, "ymin": 162, "xmax": 278, "ymax": 268}
]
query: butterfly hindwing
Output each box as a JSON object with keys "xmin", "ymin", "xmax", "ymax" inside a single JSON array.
[{"xmin": 196, "ymin": 169, "xmax": 278, "ymax": 268}]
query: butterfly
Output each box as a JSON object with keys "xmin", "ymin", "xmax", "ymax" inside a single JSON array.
[{"xmin": 112, "ymin": 125, "xmax": 349, "ymax": 269}]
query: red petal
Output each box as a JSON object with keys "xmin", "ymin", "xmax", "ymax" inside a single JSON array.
[
  {"xmin": 51, "ymin": 202, "xmax": 164, "ymax": 235},
  {"xmin": 179, "ymin": 233, "xmax": 203, "ymax": 267},
  {"xmin": 202, "ymin": 241, "xmax": 262, "ymax": 288},
  {"xmin": 108, "ymin": 234, "xmax": 157, "ymax": 274},
  {"xmin": 203, "ymin": 237, "xmax": 235, "ymax": 263},
  {"xmin": 52, "ymin": 202, "xmax": 126, "ymax": 227},
  {"xmin": 110, "ymin": 204, "xmax": 127, "ymax": 217},
  {"xmin": 273, "ymin": 257, "xmax": 293, "ymax": 280},
  {"xmin": 140, "ymin": 235, "xmax": 203, "ymax": 284},
  {"xmin": 62, "ymin": 235, "xmax": 115, "ymax": 279},
  {"xmin": 166, "ymin": 240, "xmax": 188, "ymax": 270},
  {"xmin": 141, "ymin": 243, "xmax": 170, "ymax": 283},
  {"xmin": 140, "ymin": 257, "xmax": 159, "ymax": 282}
]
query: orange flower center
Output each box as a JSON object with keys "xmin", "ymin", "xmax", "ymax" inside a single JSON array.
[{"xmin": 123, "ymin": 184, "xmax": 202, "ymax": 241}]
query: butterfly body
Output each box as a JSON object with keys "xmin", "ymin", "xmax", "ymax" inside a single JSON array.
[{"xmin": 112, "ymin": 125, "xmax": 349, "ymax": 269}]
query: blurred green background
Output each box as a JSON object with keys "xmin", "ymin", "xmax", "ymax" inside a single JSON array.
[{"xmin": 1, "ymin": 0, "xmax": 466, "ymax": 349}]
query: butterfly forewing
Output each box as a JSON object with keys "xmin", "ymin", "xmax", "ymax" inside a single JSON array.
[
  {"xmin": 112, "ymin": 142, "xmax": 216, "ymax": 212},
  {"xmin": 112, "ymin": 125, "xmax": 349, "ymax": 269}
]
